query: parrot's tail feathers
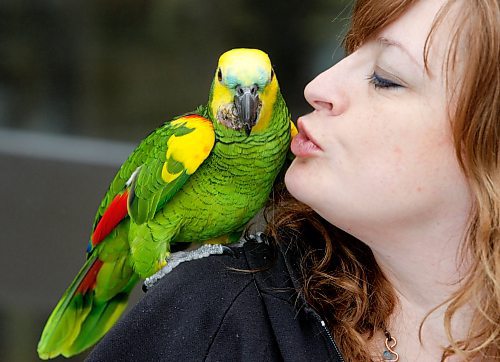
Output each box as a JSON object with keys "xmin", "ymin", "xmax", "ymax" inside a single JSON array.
[
  {"xmin": 63, "ymin": 275, "xmax": 138, "ymax": 357},
  {"xmin": 37, "ymin": 254, "xmax": 138, "ymax": 359},
  {"xmin": 37, "ymin": 254, "xmax": 101, "ymax": 359}
]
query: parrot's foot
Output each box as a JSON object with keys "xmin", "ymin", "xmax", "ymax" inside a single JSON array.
[{"xmin": 143, "ymin": 244, "xmax": 233, "ymax": 291}]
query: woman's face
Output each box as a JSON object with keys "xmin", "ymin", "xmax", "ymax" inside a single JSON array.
[{"xmin": 285, "ymin": 0, "xmax": 471, "ymax": 238}]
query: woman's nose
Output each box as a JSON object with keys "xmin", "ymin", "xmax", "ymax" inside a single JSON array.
[{"xmin": 304, "ymin": 61, "xmax": 349, "ymax": 116}]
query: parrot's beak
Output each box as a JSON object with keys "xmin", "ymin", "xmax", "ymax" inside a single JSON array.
[{"xmin": 234, "ymin": 85, "xmax": 259, "ymax": 136}]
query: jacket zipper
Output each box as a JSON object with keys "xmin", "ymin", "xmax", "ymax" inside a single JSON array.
[
  {"xmin": 311, "ymin": 311, "xmax": 345, "ymax": 362},
  {"xmin": 274, "ymin": 238, "xmax": 346, "ymax": 362}
]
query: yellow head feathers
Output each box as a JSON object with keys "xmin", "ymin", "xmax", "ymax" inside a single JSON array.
[
  {"xmin": 217, "ymin": 48, "xmax": 274, "ymax": 88},
  {"xmin": 210, "ymin": 48, "xmax": 279, "ymax": 135}
]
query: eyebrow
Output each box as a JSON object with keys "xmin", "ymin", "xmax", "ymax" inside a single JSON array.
[{"xmin": 378, "ymin": 37, "xmax": 424, "ymax": 70}]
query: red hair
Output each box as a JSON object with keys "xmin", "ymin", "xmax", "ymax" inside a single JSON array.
[{"xmin": 268, "ymin": 0, "xmax": 500, "ymax": 360}]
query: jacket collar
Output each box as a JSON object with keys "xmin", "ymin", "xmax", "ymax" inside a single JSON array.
[{"xmin": 242, "ymin": 234, "xmax": 345, "ymax": 362}]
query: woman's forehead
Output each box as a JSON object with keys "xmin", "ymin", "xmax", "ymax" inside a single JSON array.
[{"xmin": 377, "ymin": 0, "xmax": 463, "ymax": 76}]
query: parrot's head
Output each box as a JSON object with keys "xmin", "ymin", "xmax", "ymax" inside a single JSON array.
[{"xmin": 209, "ymin": 48, "xmax": 279, "ymax": 136}]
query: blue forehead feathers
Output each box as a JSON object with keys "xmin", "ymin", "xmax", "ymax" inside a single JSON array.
[{"xmin": 224, "ymin": 67, "xmax": 269, "ymax": 90}]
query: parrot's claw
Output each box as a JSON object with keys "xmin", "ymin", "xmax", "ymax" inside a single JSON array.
[{"xmin": 221, "ymin": 245, "xmax": 236, "ymax": 257}]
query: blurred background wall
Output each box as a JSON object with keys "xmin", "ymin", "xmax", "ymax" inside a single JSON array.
[{"xmin": 0, "ymin": 0, "xmax": 353, "ymax": 360}]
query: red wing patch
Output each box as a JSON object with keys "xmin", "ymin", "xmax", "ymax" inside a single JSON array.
[
  {"xmin": 183, "ymin": 114, "xmax": 203, "ymax": 119},
  {"xmin": 76, "ymin": 259, "xmax": 104, "ymax": 295},
  {"xmin": 91, "ymin": 191, "xmax": 129, "ymax": 248}
]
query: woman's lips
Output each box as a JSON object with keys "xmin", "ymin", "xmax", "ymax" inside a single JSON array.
[{"xmin": 290, "ymin": 118, "xmax": 322, "ymax": 157}]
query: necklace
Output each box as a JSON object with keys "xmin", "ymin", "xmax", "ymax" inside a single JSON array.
[{"xmin": 382, "ymin": 330, "xmax": 399, "ymax": 361}]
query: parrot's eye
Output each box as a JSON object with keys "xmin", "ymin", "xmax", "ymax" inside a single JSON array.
[
  {"xmin": 217, "ymin": 69, "xmax": 223, "ymax": 82},
  {"xmin": 270, "ymin": 69, "xmax": 274, "ymax": 81}
]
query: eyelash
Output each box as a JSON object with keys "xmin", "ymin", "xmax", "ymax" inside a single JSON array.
[{"xmin": 367, "ymin": 72, "xmax": 402, "ymax": 89}]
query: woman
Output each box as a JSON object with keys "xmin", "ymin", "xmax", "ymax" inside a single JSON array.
[
  {"xmin": 87, "ymin": 0, "xmax": 499, "ymax": 360},
  {"xmin": 282, "ymin": 0, "xmax": 499, "ymax": 359}
]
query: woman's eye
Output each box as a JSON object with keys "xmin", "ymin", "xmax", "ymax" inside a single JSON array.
[{"xmin": 367, "ymin": 72, "xmax": 403, "ymax": 89}]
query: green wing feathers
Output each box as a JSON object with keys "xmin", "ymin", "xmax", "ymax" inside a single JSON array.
[
  {"xmin": 126, "ymin": 160, "xmax": 167, "ymax": 225},
  {"xmin": 127, "ymin": 115, "xmax": 215, "ymax": 224},
  {"xmin": 92, "ymin": 112, "xmax": 208, "ymax": 228}
]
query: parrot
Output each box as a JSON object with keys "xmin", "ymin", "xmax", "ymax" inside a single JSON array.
[{"xmin": 37, "ymin": 48, "xmax": 297, "ymax": 359}]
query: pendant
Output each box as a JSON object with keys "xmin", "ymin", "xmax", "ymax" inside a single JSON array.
[{"xmin": 382, "ymin": 335, "xmax": 399, "ymax": 361}]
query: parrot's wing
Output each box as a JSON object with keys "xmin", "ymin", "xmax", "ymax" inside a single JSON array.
[
  {"xmin": 37, "ymin": 115, "xmax": 216, "ymax": 358},
  {"xmin": 127, "ymin": 114, "xmax": 215, "ymax": 225},
  {"xmin": 88, "ymin": 113, "xmax": 214, "ymax": 253}
]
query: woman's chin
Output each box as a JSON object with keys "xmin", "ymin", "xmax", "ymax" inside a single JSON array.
[{"xmin": 284, "ymin": 160, "xmax": 312, "ymax": 202}]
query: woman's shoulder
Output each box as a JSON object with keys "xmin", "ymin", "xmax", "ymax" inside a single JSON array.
[
  {"xmin": 85, "ymin": 237, "xmax": 284, "ymax": 361},
  {"xmin": 86, "ymin": 235, "xmax": 343, "ymax": 361},
  {"xmin": 142, "ymin": 235, "xmax": 295, "ymax": 308}
]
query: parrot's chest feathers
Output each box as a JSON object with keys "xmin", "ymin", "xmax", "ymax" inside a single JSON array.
[{"xmin": 184, "ymin": 138, "xmax": 285, "ymax": 198}]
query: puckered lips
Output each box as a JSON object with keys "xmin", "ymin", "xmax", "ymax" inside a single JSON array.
[{"xmin": 290, "ymin": 117, "xmax": 322, "ymax": 157}]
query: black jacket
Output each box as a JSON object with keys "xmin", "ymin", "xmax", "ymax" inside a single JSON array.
[{"xmin": 86, "ymin": 236, "xmax": 345, "ymax": 361}]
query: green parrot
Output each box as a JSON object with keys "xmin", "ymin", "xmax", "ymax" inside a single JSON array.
[{"xmin": 37, "ymin": 48, "xmax": 297, "ymax": 359}]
